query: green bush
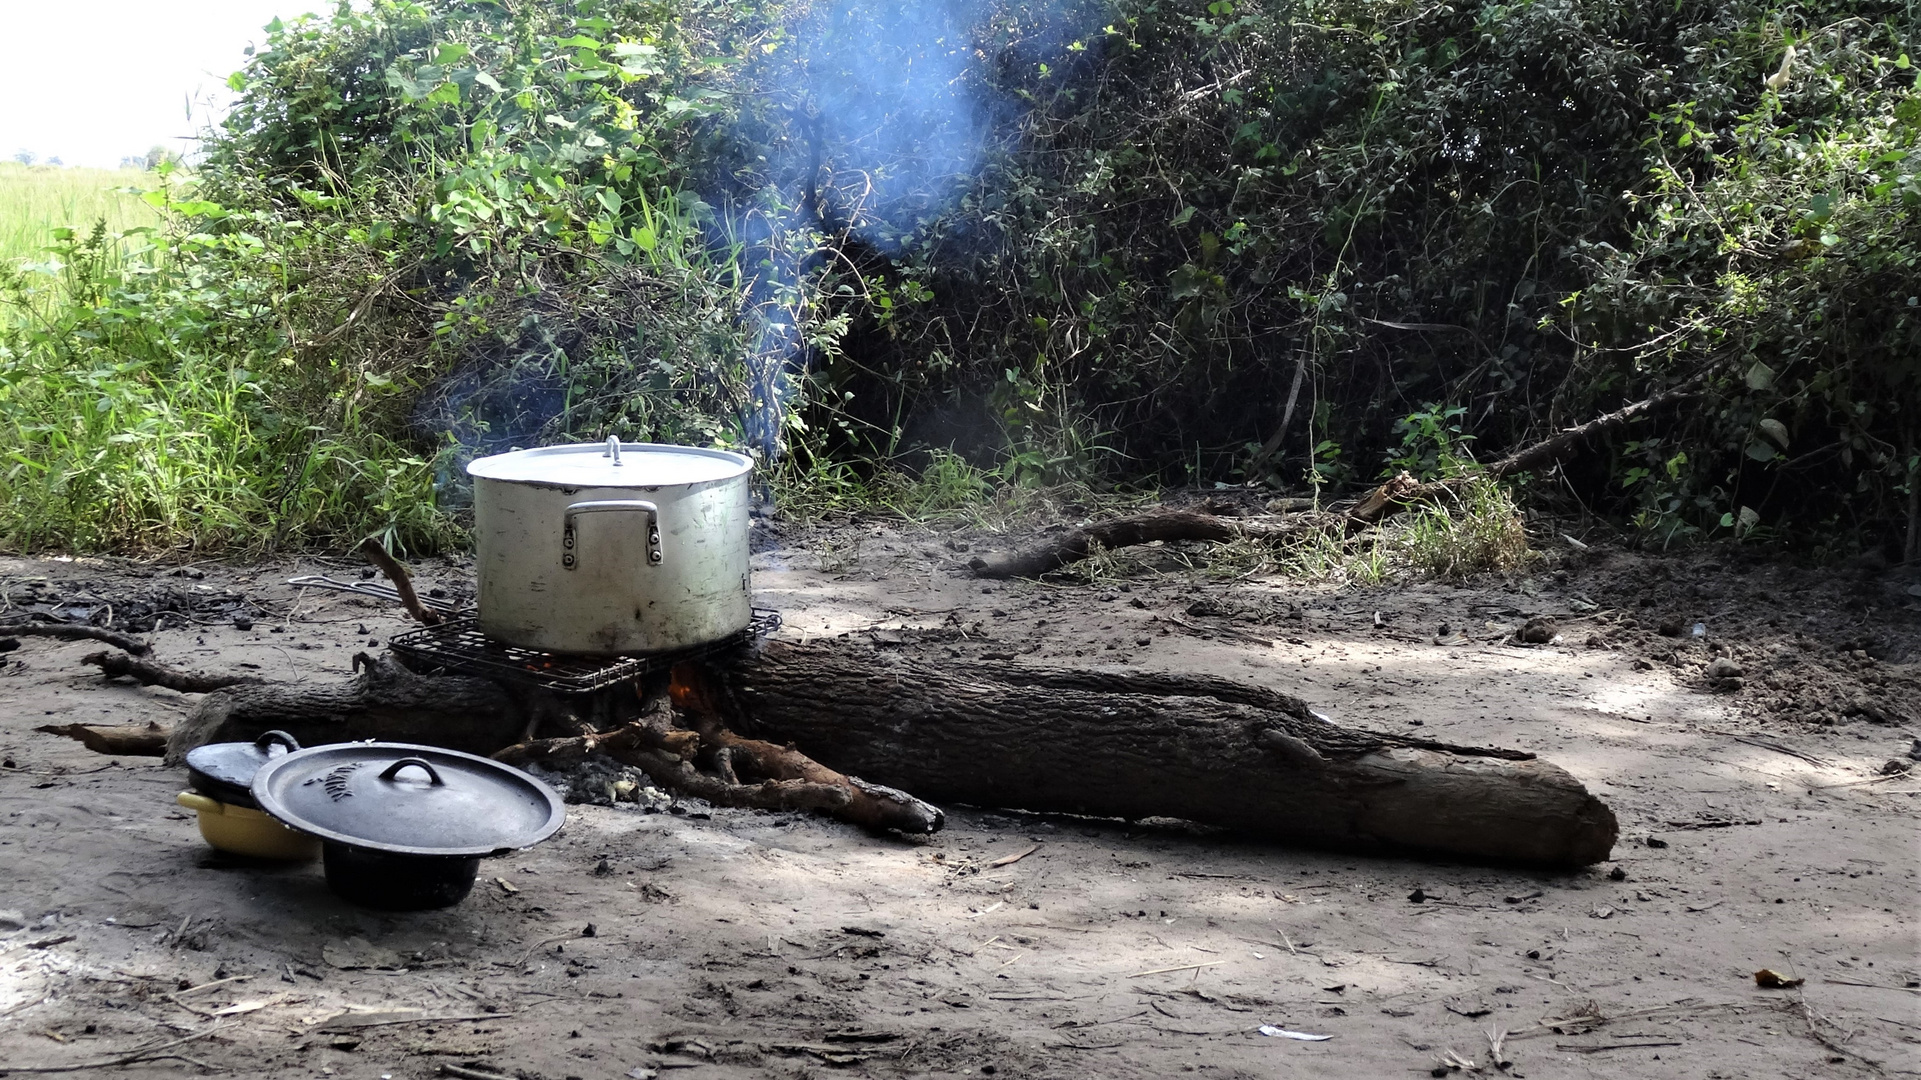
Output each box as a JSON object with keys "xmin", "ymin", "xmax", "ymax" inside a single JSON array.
[
  {"xmin": 2, "ymin": 0, "xmax": 1914, "ymax": 556},
  {"xmin": 829, "ymin": 0, "xmax": 1918, "ymax": 548}
]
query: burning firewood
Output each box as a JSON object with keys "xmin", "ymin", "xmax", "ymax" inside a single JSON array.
[{"xmin": 491, "ymin": 667, "xmax": 944, "ymax": 834}]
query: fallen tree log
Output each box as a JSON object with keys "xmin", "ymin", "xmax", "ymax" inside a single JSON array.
[
  {"xmin": 160, "ymin": 652, "xmax": 942, "ymax": 833},
  {"xmin": 966, "ymin": 511, "xmax": 1312, "ymax": 579},
  {"xmin": 142, "ymin": 637, "xmax": 1610, "ymax": 862},
  {"xmin": 727, "ymin": 638, "xmax": 1617, "ymax": 867},
  {"xmin": 163, "ymin": 654, "xmax": 524, "ymax": 763}
]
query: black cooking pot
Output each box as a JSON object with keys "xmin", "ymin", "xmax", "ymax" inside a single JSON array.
[
  {"xmin": 185, "ymin": 730, "xmax": 302, "ymax": 808},
  {"xmin": 251, "ymin": 744, "xmax": 564, "ymax": 911},
  {"xmin": 322, "ymin": 843, "xmax": 481, "ymax": 910}
]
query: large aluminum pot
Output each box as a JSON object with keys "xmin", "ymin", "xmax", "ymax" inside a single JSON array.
[{"xmin": 467, "ymin": 439, "xmax": 753, "ymax": 655}]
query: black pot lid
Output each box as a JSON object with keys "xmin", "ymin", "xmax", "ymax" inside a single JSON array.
[
  {"xmin": 250, "ymin": 742, "xmax": 564, "ymax": 858},
  {"xmin": 186, "ymin": 730, "xmax": 303, "ymax": 805}
]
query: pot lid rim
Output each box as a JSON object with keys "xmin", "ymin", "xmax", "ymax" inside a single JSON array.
[
  {"xmin": 186, "ymin": 767, "xmax": 259, "ymax": 807},
  {"xmin": 250, "ymin": 742, "xmax": 565, "ymax": 857},
  {"xmin": 465, "ymin": 441, "xmax": 753, "ymax": 485}
]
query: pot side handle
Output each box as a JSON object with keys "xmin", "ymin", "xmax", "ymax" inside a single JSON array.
[
  {"xmin": 176, "ymin": 791, "xmax": 225, "ymax": 814},
  {"xmin": 561, "ymin": 500, "xmax": 663, "ymax": 571}
]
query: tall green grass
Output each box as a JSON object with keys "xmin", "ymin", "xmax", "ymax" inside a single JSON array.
[
  {"xmin": 0, "ymin": 163, "xmax": 161, "ymax": 264},
  {"xmin": 0, "ymin": 204, "xmax": 458, "ymax": 556}
]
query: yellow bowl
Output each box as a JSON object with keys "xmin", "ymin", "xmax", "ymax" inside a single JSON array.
[{"xmin": 176, "ymin": 791, "xmax": 321, "ymax": 861}]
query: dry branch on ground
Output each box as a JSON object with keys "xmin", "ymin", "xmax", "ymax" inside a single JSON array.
[{"xmin": 968, "ymin": 387, "xmax": 1702, "ymax": 580}]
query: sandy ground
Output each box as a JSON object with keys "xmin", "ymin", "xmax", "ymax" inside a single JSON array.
[{"xmin": 2, "ymin": 520, "xmax": 1918, "ymax": 1080}]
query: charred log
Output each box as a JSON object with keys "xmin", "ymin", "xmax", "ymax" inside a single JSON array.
[
  {"xmin": 727, "ymin": 638, "xmax": 1617, "ymax": 867},
  {"xmin": 163, "ymin": 653, "xmax": 523, "ymax": 763},
  {"xmin": 99, "ymin": 635, "xmax": 1607, "ymax": 862},
  {"xmin": 491, "ymin": 686, "xmax": 944, "ymax": 834}
]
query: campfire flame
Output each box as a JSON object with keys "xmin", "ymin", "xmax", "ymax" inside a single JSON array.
[{"xmin": 668, "ymin": 661, "xmax": 721, "ymax": 721}]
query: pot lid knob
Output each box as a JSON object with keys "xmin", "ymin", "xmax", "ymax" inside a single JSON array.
[{"xmin": 604, "ymin": 436, "xmax": 622, "ymax": 465}]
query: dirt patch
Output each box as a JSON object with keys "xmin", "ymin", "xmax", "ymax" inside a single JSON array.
[{"xmin": 2, "ymin": 530, "xmax": 1917, "ymax": 1079}]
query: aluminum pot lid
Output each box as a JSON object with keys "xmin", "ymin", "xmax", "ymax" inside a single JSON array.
[
  {"xmin": 250, "ymin": 743, "xmax": 565, "ymax": 857},
  {"xmin": 465, "ymin": 440, "xmax": 752, "ymax": 489},
  {"xmin": 185, "ymin": 730, "xmax": 303, "ymax": 805}
]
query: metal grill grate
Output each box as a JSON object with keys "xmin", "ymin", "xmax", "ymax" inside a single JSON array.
[{"xmin": 389, "ymin": 609, "xmax": 780, "ymax": 694}]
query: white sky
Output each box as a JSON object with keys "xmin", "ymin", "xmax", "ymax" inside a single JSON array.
[{"xmin": 0, "ymin": 1, "xmax": 324, "ymax": 168}]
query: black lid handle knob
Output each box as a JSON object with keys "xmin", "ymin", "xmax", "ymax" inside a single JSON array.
[
  {"xmin": 379, "ymin": 758, "xmax": 445, "ymax": 786},
  {"xmin": 255, "ymin": 730, "xmax": 302, "ymax": 755}
]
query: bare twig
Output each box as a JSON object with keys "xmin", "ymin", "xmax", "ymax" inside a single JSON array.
[
  {"xmin": 1128, "ymin": 961, "xmax": 1227, "ymax": 978},
  {"xmin": 1157, "ymin": 613, "xmax": 1278, "ymax": 646},
  {"xmin": 1702, "ymin": 730, "xmax": 1832, "ymax": 768},
  {"xmin": 1488, "ymin": 382, "xmax": 1704, "ymax": 479},
  {"xmin": 171, "ymin": 974, "xmax": 253, "ymax": 998},
  {"xmin": 0, "ymin": 621, "xmax": 150, "ymax": 655},
  {"xmin": 1249, "ymin": 349, "xmax": 1312, "ymax": 469},
  {"xmin": 321, "ymin": 1010, "xmax": 506, "ymax": 1032},
  {"xmin": 1808, "ymin": 774, "xmax": 1909, "ymax": 791},
  {"xmin": 1794, "ymin": 991, "xmax": 1884, "ymax": 1067},
  {"xmin": 1505, "ymin": 1000, "xmax": 1747, "ymax": 1041},
  {"xmin": 518, "ymin": 934, "xmax": 589, "ymax": 966},
  {"xmin": 357, "ymin": 538, "xmax": 442, "ymax": 626},
  {"xmin": 1824, "ymin": 978, "xmax": 1921, "ymax": 992},
  {"xmin": 80, "ymin": 650, "xmax": 260, "ymax": 693}
]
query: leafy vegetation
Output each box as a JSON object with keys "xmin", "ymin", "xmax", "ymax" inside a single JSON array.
[
  {"xmin": 0, "ymin": 0, "xmax": 1915, "ymax": 560},
  {"xmin": 0, "ymin": 192, "xmax": 455, "ymax": 553},
  {"xmin": 836, "ymin": 0, "xmax": 1919, "ymax": 551}
]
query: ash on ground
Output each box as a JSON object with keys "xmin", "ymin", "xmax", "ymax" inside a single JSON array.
[{"xmin": 525, "ymin": 756, "xmax": 674, "ymax": 811}]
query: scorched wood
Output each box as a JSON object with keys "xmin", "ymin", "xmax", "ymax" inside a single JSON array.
[
  {"xmin": 164, "ymin": 653, "xmax": 524, "ymax": 763},
  {"xmin": 726, "ymin": 638, "xmax": 1617, "ymax": 867}
]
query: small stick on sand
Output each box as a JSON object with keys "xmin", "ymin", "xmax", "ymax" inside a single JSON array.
[
  {"xmin": 989, "ymin": 843, "xmax": 1042, "ymax": 867},
  {"xmin": 1128, "ymin": 961, "xmax": 1228, "ymax": 978}
]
